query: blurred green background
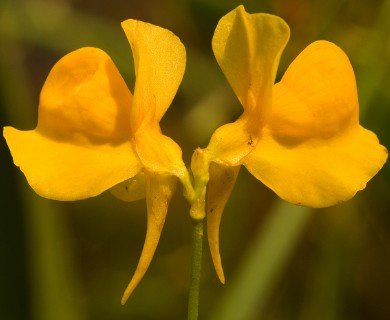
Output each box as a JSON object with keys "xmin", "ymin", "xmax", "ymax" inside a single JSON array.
[{"xmin": 1, "ymin": 0, "xmax": 390, "ymax": 319}]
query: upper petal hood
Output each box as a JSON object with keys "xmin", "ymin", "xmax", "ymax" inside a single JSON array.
[
  {"xmin": 121, "ymin": 19, "xmax": 186, "ymax": 132},
  {"xmin": 207, "ymin": 6, "xmax": 290, "ymax": 166}
]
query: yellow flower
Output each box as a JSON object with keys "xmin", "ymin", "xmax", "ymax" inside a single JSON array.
[
  {"xmin": 3, "ymin": 19, "xmax": 190, "ymax": 304},
  {"xmin": 3, "ymin": 5, "xmax": 388, "ymax": 308},
  {"xmin": 193, "ymin": 5, "xmax": 388, "ymax": 283}
]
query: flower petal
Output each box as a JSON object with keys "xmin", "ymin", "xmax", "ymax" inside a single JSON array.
[
  {"xmin": 134, "ymin": 126, "xmax": 187, "ymax": 178},
  {"xmin": 269, "ymin": 41, "xmax": 359, "ymax": 141},
  {"xmin": 121, "ymin": 19, "xmax": 186, "ymax": 132},
  {"xmin": 121, "ymin": 172, "xmax": 177, "ymax": 304},
  {"xmin": 38, "ymin": 47, "xmax": 133, "ymax": 142},
  {"xmin": 207, "ymin": 163, "xmax": 240, "ymax": 283},
  {"xmin": 212, "ymin": 5, "xmax": 289, "ymax": 119},
  {"xmin": 3, "ymin": 127, "xmax": 142, "ymax": 200},
  {"xmin": 244, "ymin": 39, "xmax": 387, "ymax": 207},
  {"xmin": 205, "ymin": 117, "xmax": 256, "ymax": 166},
  {"xmin": 207, "ymin": 6, "xmax": 290, "ymax": 165},
  {"xmin": 110, "ymin": 171, "xmax": 146, "ymax": 202},
  {"xmin": 3, "ymin": 46, "xmax": 140, "ymax": 200},
  {"xmin": 244, "ymin": 126, "xmax": 387, "ymax": 207}
]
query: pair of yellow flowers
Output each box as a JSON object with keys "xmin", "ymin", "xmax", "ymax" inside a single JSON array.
[{"xmin": 3, "ymin": 6, "xmax": 387, "ymax": 304}]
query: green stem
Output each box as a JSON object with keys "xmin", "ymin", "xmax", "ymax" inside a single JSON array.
[{"xmin": 188, "ymin": 220, "xmax": 204, "ymax": 320}]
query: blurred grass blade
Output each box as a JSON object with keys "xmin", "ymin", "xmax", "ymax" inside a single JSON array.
[
  {"xmin": 209, "ymin": 201, "xmax": 311, "ymax": 320},
  {"xmin": 354, "ymin": 0, "xmax": 390, "ymax": 114},
  {"xmin": 24, "ymin": 191, "xmax": 87, "ymax": 320}
]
